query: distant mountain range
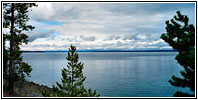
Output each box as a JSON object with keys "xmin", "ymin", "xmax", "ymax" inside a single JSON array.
[{"xmin": 22, "ymin": 49, "xmax": 177, "ymax": 53}]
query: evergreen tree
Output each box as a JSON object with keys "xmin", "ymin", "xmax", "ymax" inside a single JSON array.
[
  {"xmin": 3, "ymin": 3, "xmax": 37, "ymax": 93},
  {"xmin": 161, "ymin": 11, "xmax": 195, "ymax": 97},
  {"xmin": 42, "ymin": 45, "xmax": 100, "ymax": 97}
]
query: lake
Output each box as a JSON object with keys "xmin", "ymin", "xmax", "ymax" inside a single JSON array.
[{"xmin": 22, "ymin": 52, "xmax": 190, "ymax": 97}]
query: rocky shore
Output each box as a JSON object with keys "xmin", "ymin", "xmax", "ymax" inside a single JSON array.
[{"xmin": 3, "ymin": 79, "xmax": 52, "ymax": 97}]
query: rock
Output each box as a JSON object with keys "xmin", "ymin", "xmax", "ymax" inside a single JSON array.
[{"xmin": 8, "ymin": 79, "xmax": 53, "ymax": 97}]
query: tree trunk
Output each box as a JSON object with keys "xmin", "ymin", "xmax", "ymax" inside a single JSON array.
[
  {"xmin": 8, "ymin": 3, "xmax": 14, "ymax": 94},
  {"xmin": 71, "ymin": 60, "xmax": 74, "ymax": 96}
]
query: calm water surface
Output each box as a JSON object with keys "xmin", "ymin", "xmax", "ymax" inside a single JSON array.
[{"xmin": 22, "ymin": 52, "xmax": 189, "ymax": 97}]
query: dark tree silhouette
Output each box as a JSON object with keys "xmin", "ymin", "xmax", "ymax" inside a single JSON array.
[
  {"xmin": 3, "ymin": 34, "xmax": 9, "ymax": 79},
  {"xmin": 3, "ymin": 3, "xmax": 37, "ymax": 94},
  {"xmin": 161, "ymin": 11, "xmax": 195, "ymax": 97},
  {"xmin": 42, "ymin": 45, "xmax": 100, "ymax": 97}
]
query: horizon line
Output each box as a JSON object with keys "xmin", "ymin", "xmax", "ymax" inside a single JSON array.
[{"xmin": 21, "ymin": 49, "xmax": 177, "ymax": 53}]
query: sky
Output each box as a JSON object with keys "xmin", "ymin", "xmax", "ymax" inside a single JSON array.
[{"xmin": 9, "ymin": 2, "xmax": 196, "ymax": 51}]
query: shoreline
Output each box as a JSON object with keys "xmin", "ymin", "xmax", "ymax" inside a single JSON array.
[{"xmin": 3, "ymin": 78, "xmax": 53, "ymax": 97}]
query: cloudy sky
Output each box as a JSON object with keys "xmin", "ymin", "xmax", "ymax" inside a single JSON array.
[{"xmin": 17, "ymin": 2, "xmax": 195, "ymax": 51}]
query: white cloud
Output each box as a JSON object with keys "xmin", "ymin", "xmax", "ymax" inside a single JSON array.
[
  {"xmin": 28, "ymin": 3, "xmax": 54, "ymax": 21},
  {"xmin": 160, "ymin": 46, "xmax": 173, "ymax": 50},
  {"xmin": 19, "ymin": 3, "xmax": 195, "ymax": 51}
]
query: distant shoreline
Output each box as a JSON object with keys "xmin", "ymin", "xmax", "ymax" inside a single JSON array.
[{"xmin": 21, "ymin": 50, "xmax": 177, "ymax": 53}]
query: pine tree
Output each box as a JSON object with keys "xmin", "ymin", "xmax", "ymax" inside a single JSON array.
[
  {"xmin": 3, "ymin": 3, "xmax": 37, "ymax": 93},
  {"xmin": 161, "ymin": 11, "xmax": 195, "ymax": 97},
  {"xmin": 42, "ymin": 45, "xmax": 100, "ymax": 97}
]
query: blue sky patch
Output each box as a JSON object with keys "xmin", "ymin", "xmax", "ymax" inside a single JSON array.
[{"xmin": 40, "ymin": 20, "xmax": 64, "ymax": 26}]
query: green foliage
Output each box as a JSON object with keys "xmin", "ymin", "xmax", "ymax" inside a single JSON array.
[
  {"xmin": 3, "ymin": 3, "xmax": 37, "ymax": 92},
  {"xmin": 161, "ymin": 11, "xmax": 195, "ymax": 97},
  {"xmin": 42, "ymin": 45, "xmax": 100, "ymax": 97}
]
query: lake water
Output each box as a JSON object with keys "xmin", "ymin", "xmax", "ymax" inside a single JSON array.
[{"xmin": 22, "ymin": 52, "xmax": 190, "ymax": 97}]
